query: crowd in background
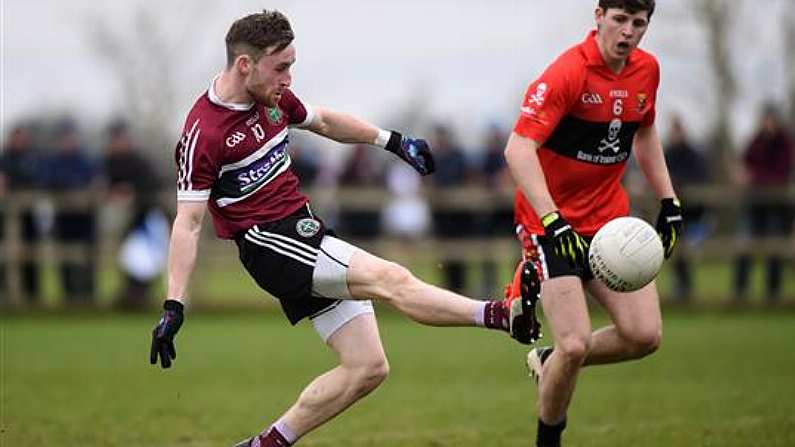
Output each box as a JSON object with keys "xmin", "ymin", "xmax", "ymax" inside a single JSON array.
[
  {"xmin": 656, "ymin": 105, "xmax": 794, "ymax": 303},
  {"xmin": 1, "ymin": 103, "xmax": 794, "ymax": 308},
  {"xmin": 0, "ymin": 118, "xmax": 167, "ymax": 310}
]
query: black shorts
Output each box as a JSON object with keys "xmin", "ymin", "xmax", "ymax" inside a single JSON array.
[
  {"xmin": 235, "ymin": 205, "xmax": 341, "ymax": 325},
  {"xmin": 518, "ymin": 226, "xmax": 595, "ymax": 282}
]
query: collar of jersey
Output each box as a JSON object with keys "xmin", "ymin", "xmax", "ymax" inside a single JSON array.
[
  {"xmin": 207, "ymin": 74, "xmax": 255, "ymax": 112},
  {"xmin": 581, "ymin": 29, "xmax": 640, "ymax": 70}
]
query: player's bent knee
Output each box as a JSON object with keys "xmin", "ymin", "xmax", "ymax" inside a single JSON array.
[
  {"xmin": 629, "ymin": 328, "xmax": 662, "ymax": 358},
  {"xmin": 373, "ymin": 261, "xmax": 415, "ymax": 301},
  {"xmin": 348, "ymin": 357, "xmax": 390, "ymax": 397},
  {"xmin": 385, "ymin": 262, "xmax": 414, "ymax": 288},
  {"xmin": 556, "ymin": 335, "xmax": 591, "ymax": 365}
]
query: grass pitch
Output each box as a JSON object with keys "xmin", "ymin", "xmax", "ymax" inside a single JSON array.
[{"xmin": 3, "ymin": 308, "xmax": 795, "ymax": 446}]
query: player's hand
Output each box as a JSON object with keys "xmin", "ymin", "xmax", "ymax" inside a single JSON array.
[
  {"xmin": 656, "ymin": 198, "xmax": 683, "ymax": 259},
  {"xmin": 384, "ymin": 131, "xmax": 435, "ymax": 175},
  {"xmin": 150, "ymin": 300, "xmax": 184, "ymax": 369},
  {"xmin": 542, "ymin": 211, "xmax": 589, "ymax": 270}
]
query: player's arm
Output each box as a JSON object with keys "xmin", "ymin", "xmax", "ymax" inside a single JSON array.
[
  {"xmin": 166, "ymin": 200, "xmax": 207, "ymax": 304},
  {"xmin": 306, "ymin": 106, "xmax": 434, "ymax": 175},
  {"xmin": 505, "ymin": 133, "xmax": 588, "ymax": 269},
  {"xmin": 150, "ymin": 200, "xmax": 206, "ymax": 369},
  {"xmin": 632, "ymin": 124, "xmax": 676, "ymax": 200},
  {"xmin": 633, "ymin": 124, "xmax": 683, "ymax": 258},
  {"xmin": 306, "ymin": 106, "xmax": 380, "ymax": 145},
  {"xmin": 504, "ymin": 133, "xmax": 557, "ymax": 217},
  {"xmin": 507, "ymin": 60, "xmax": 590, "ymax": 268}
]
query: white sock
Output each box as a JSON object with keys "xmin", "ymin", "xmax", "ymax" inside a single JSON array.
[{"xmin": 474, "ymin": 301, "xmax": 487, "ymax": 327}]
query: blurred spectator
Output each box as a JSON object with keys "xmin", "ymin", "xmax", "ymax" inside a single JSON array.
[
  {"xmin": 473, "ymin": 124, "xmax": 514, "ymax": 296},
  {"xmin": 663, "ymin": 115, "xmax": 711, "ymax": 301},
  {"xmin": 478, "ymin": 124, "xmax": 513, "ymax": 190},
  {"xmin": 104, "ymin": 119, "xmax": 167, "ymax": 311},
  {"xmin": 42, "ymin": 119, "xmax": 99, "ymax": 306},
  {"xmin": 0, "ymin": 124, "xmax": 44, "ymax": 303},
  {"xmin": 381, "ymin": 160, "xmax": 430, "ymax": 240},
  {"xmin": 733, "ymin": 104, "xmax": 794, "ymax": 302},
  {"xmin": 339, "ymin": 144, "xmax": 383, "ymax": 186},
  {"xmin": 431, "ymin": 124, "xmax": 470, "ymax": 186},
  {"xmin": 429, "ymin": 124, "xmax": 472, "ymax": 293},
  {"xmin": 289, "ymin": 143, "xmax": 320, "ymax": 187},
  {"xmin": 337, "ymin": 144, "xmax": 385, "ymax": 238}
]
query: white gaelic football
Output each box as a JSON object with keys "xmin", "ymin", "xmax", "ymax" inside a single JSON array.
[{"xmin": 588, "ymin": 216, "xmax": 664, "ymax": 292}]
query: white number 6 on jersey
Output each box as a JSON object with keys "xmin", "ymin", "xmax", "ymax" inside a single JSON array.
[{"xmin": 613, "ymin": 99, "xmax": 623, "ymax": 116}]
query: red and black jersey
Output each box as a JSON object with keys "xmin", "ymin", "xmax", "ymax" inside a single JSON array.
[
  {"xmin": 513, "ymin": 30, "xmax": 660, "ymax": 236},
  {"xmin": 175, "ymin": 77, "xmax": 313, "ymax": 239}
]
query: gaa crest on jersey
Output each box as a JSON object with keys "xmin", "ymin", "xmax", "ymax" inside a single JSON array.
[
  {"xmin": 296, "ymin": 218, "xmax": 321, "ymax": 238},
  {"xmin": 267, "ymin": 107, "xmax": 284, "ymax": 125}
]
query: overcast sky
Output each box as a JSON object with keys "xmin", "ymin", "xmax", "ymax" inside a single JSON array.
[{"xmin": 2, "ymin": 0, "xmax": 791, "ymax": 151}]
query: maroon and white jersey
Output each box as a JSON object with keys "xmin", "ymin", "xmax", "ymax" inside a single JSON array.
[{"xmin": 175, "ymin": 77, "xmax": 314, "ymax": 239}]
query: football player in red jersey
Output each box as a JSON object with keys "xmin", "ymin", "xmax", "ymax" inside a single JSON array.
[
  {"xmin": 503, "ymin": 1, "xmax": 682, "ymax": 446},
  {"xmin": 148, "ymin": 10, "xmax": 536, "ymax": 447}
]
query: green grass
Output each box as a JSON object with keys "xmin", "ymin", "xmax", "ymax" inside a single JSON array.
[{"xmin": 3, "ymin": 309, "xmax": 795, "ymax": 446}]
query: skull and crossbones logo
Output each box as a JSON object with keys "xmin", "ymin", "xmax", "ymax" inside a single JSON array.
[
  {"xmin": 597, "ymin": 118, "xmax": 622, "ymax": 153},
  {"xmin": 528, "ymin": 83, "xmax": 548, "ymax": 106}
]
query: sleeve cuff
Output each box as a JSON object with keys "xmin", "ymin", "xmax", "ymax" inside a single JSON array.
[
  {"xmin": 177, "ymin": 189, "xmax": 210, "ymax": 201},
  {"xmin": 293, "ymin": 103, "xmax": 315, "ymax": 128}
]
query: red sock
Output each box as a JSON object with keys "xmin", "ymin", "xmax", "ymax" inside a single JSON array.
[
  {"xmin": 483, "ymin": 301, "xmax": 508, "ymax": 331},
  {"xmin": 253, "ymin": 427, "xmax": 291, "ymax": 447}
]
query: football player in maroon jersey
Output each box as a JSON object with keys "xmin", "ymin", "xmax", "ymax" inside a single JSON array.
[{"xmin": 148, "ymin": 10, "xmax": 537, "ymax": 447}]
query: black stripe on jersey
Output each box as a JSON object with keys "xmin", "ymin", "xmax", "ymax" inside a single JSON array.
[{"xmin": 545, "ymin": 115, "xmax": 640, "ymax": 165}]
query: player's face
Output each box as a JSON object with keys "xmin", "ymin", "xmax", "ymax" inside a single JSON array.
[
  {"xmin": 245, "ymin": 44, "xmax": 295, "ymax": 108},
  {"xmin": 595, "ymin": 8, "xmax": 649, "ymax": 63}
]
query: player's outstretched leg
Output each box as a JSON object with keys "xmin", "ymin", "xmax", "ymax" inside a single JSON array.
[{"xmin": 344, "ymin": 247, "xmax": 538, "ymax": 343}]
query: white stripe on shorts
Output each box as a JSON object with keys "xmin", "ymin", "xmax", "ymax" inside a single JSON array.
[
  {"xmin": 244, "ymin": 233, "xmax": 316, "ymax": 267},
  {"xmin": 253, "ymin": 226, "xmax": 320, "ymax": 255},
  {"xmin": 246, "ymin": 230, "xmax": 318, "ymax": 265},
  {"xmin": 531, "ymin": 233, "xmax": 550, "ymax": 280}
]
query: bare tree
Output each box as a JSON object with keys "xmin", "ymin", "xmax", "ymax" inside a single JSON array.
[
  {"xmin": 85, "ymin": 4, "xmax": 209, "ymax": 172},
  {"xmin": 784, "ymin": 5, "xmax": 795, "ymax": 127},
  {"xmin": 694, "ymin": 0, "xmax": 739, "ymax": 182}
]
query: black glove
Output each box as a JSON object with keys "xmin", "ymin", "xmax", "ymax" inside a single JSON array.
[
  {"xmin": 150, "ymin": 300, "xmax": 184, "ymax": 369},
  {"xmin": 656, "ymin": 198, "xmax": 683, "ymax": 259},
  {"xmin": 384, "ymin": 131, "xmax": 435, "ymax": 175},
  {"xmin": 541, "ymin": 211, "xmax": 589, "ymax": 271}
]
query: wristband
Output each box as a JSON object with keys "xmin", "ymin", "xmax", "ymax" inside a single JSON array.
[
  {"xmin": 541, "ymin": 211, "xmax": 560, "ymax": 227},
  {"xmin": 374, "ymin": 129, "xmax": 392, "ymax": 148}
]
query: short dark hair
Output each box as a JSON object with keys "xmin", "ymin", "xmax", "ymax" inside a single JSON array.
[
  {"xmin": 225, "ymin": 10, "xmax": 294, "ymax": 68},
  {"xmin": 598, "ymin": 0, "xmax": 655, "ymax": 20}
]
